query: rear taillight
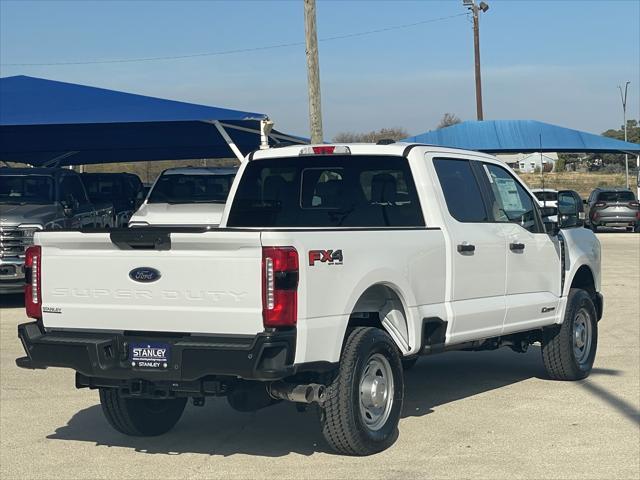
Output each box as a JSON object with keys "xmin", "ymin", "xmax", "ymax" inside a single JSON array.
[
  {"xmin": 262, "ymin": 247, "xmax": 298, "ymax": 327},
  {"xmin": 594, "ymin": 201, "xmax": 606, "ymax": 207},
  {"xmin": 24, "ymin": 245, "xmax": 42, "ymax": 319}
]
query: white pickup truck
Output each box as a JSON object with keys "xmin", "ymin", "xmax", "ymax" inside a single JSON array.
[
  {"xmin": 128, "ymin": 167, "xmax": 237, "ymax": 227},
  {"xmin": 17, "ymin": 143, "xmax": 602, "ymax": 455}
]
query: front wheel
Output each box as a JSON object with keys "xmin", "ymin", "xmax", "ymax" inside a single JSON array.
[
  {"xmin": 541, "ymin": 288, "xmax": 598, "ymax": 380},
  {"xmin": 99, "ymin": 388, "xmax": 187, "ymax": 436},
  {"xmin": 320, "ymin": 327, "xmax": 404, "ymax": 456}
]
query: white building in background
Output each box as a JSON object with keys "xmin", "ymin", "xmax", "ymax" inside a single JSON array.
[{"xmin": 496, "ymin": 152, "xmax": 558, "ymax": 173}]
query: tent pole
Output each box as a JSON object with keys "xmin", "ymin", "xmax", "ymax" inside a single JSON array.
[
  {"xmin": 218, "ymin": 122, "xmax": 306, "ymax": 145},
  {"xmin": 211, "ymin": 121, "xmax": 245, "ymax": 162},
  {"xmin": 42, "ymin": 151, "xmax": 79, "ymax": 168}
]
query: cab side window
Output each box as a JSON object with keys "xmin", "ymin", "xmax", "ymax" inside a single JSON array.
[
  {"xmin": 433, "ymin": 158, "xmax": 489, "ymax": 222},
  {"xmin": 59, "ymin": 175, "xmax": 89, "ymax": 207},
  {"xmin": 482, "ymin": 163, "xmax": 542, "ymax": 233}
]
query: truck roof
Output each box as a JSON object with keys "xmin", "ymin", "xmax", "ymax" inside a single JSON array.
[
  {"xmin": 162, "ymin": 167, "xmax": 238, "ymax": 176},
  {"xmin": 0, "ymin": 167, "xmax": 72, "ymax": 176},
  {"xmin": 249, "ymin": 142, "xmax": 498, "ymax": 161}
]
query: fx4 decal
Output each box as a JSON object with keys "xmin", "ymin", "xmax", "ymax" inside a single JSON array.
[{"xmin": 309, "ymin": 249, "xmax": 343, "ymax": 266}]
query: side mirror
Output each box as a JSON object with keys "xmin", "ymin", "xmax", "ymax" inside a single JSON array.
[
  {"xmin": 540, "ymin": 206, "xmax": 557, "ymax": 218},
  {"xmin": 557, "ymin": 191, "xmax": 582, "ymax": 228},
  {"xmin": 61, "ymin": 199, "xmax": 74, "ymax": 217}
]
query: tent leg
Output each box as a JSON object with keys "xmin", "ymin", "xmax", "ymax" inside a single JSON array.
[{"xmin": 212, "ymin": 121, "xmax": 245, "ymax": 162}]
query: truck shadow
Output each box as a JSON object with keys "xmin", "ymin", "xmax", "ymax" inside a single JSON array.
[
  {"xmin": 47, "ymin": 347, "xmax": 562, "ymax": 457},
  {"xmin": 0, "ymin": 293, "xmax": 24, "ymax": 309}
]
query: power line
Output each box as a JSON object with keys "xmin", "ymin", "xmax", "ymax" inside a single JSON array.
[{"xmin": 1, "ymin": 13, "xmax": 467, "ymax": 67}]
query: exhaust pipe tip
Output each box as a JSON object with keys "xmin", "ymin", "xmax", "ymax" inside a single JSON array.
[{"xmin": 268, "ymin": 382, "xmax": 326, "ymax": 404}]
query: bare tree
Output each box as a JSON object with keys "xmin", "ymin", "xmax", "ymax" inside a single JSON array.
[
  {"xmin": 332, "ymin": 127, "xmax": 409, "ymax": 143},
  {"xmin": 437, "ymin": 113, "xmax": 462, "ymax": 129}
]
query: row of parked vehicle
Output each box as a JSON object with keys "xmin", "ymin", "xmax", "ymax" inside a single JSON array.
[
  {"xmin": 0, "ymin": 166, "xmax": 237, "ymax": 292},
  {"xmin": 532, "ymin": 187, "xmax": 640, "ymax": 232}
]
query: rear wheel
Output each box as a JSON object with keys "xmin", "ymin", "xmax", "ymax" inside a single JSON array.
[
  {"xmin": 99, "ymin": 388, "xmax": 187, "ymax": 436},
  {"xmin": 541, "ymin": 289, "xmax": 598, "ymax": 380},
  {"xmin": 320, "ymin": 327, "xmax": 404, "ymax": 455}
]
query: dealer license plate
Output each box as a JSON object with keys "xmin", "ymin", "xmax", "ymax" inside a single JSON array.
[{"xmin": 129, "ymin": 342, "xmax": 171, "ymax": 370}]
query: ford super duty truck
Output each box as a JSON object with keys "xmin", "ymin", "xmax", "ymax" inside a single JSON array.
[{"xmin": 16, "ymin": 143, "xmax": 602, "ymax": 455}]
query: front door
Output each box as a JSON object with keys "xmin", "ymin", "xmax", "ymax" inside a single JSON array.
[
  {"xmin": 480, "ymin": 162, "xmax": 561, "ymax": 334},
  {"xmin": 432, "ymin": 157, "xmax": 507, "ymax": 344}
]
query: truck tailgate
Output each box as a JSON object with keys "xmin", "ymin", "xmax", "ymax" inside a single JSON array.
[{"xmin": 37, "ymin": 230, "xmax": 263, "ymax": 335}]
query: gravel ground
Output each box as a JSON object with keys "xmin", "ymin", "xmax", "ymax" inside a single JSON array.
[{"xmin": 1, "ymin": 232, "xmax": 638, "ymax": 479}]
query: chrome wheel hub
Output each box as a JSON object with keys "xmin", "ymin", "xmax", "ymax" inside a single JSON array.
[
  {"xmin": 573, "ymin": 308, "xmax": 592, "ymax": 365},
  {"xmin": 359, "ymin": 353, "xmax": 394, "ymax": 431}
]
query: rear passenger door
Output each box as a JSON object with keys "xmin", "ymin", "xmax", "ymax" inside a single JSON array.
[
  {"xmin": 433, "ymin": 158, "xmax": 507, "ymax": 344},
  {"xmin": 479, "ymin": 162, "xmax": 561, "ymax": 333}
]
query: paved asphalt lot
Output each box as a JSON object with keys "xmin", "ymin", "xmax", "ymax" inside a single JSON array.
[{"xmin": 1, "ymin": 233, "xmax": 638, "ymax": 479}]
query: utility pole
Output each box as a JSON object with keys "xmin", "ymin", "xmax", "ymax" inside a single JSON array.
[
  {"xmin": 304, "ymin": 0, "xmax": 323, "ymax": 144},
  {"xmin": 618, "ymin": 81, "xmax": 630, "ymax": 189},
  {"xmin": 464, "ymin": 1, "xmax": 489, "ymax": 121}
]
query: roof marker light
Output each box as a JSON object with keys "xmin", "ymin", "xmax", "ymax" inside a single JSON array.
[{"xmin": 299, "ymin": 146, "xmax": 351, "ymax": 156}]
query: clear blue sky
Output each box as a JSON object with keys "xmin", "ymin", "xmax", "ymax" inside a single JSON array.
[{"xmin": 1, "ymin": 0, "xmax": 639, "ymax": 139}]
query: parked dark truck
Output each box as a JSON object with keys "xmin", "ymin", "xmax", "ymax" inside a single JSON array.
[
  {"xmin": 0, "ymin": 168, "xmax": 114, "ymax": 293},
  {"xmin": 81, "ymin": 173, "xmax": 144, "ymax": 227}
]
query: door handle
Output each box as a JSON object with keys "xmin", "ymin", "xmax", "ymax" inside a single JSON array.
[
  {"xmin": 457, "ymin": 244, "xmax": 476, "ymax": 253},
  {"xmin": 510, "ymin": 242, "xmax": 525, "ymax": 251}
]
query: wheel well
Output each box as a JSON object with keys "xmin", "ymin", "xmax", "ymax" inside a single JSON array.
[
  {"xmin": 571, "ymin": 265, "xmax": 596, "ymax": 297},
  {"xmin": 348, "ymin": 284, "xmax": 410, "ymax": 353}
]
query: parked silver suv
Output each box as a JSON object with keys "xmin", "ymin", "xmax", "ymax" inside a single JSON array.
[{"xmin": 586, "ymin": 187, "xmax": 639, "ymax": 232}]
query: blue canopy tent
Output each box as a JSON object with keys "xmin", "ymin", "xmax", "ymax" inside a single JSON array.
[
  {"xmin": 0, "ymin": 75, "xmax": 306, "ymax": 166},
  {"xmin": 403, "ymin": 120, "xmax": 640, "ymax": 154}
]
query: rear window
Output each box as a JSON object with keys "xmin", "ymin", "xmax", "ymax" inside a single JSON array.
[
  {"xmin": 597, "ymin": 191, "xmax": 635, "ymax": 202},
  {"xmin": 0, "ymin": 175, "xmax": 54, "ymax": 204},
  {"xmin": 83, "ymin": 176, "xmax": 125, "ymax": 201},
  {"xmin": 227, "ymin": 156, "xmax": 424, "ymax": 228},
  {"xmin": 148, "ymin": 173, "xmax": 235, "ymax": 204},
  {"xmin": 533, "ymin": 191, "xmax": 557, "ymax": 203}
]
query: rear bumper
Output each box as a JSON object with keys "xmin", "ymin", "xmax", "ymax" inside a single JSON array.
[
  {"xmin": 16, "ymin": 321, "xmax": 296, "ymax": 381},
  {"xmin": 591, "ymin": 211, "xmax": 638, "ymax": 225}
]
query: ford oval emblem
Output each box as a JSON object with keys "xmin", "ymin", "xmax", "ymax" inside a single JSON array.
[{"xmin": 129, "ymin": 267, "xmax": 161, "ymax": 283}]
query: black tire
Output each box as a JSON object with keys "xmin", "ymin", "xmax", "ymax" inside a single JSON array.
[
  {"xmin": 99, "ymin": 388, "xmax": 187, "ymax": 436},
  {"xmin": 541, "ymin": 289, "xmax": 598, "ymax": 381},
  {"xmin": 320, "ymin": 327, "xmax": 404, "ymax": 456},
  {"xmin": 401, "ymin": 357, "xmax": 419, "ymax": 371},
  {"xmin": 590, "ymin": 224, "xmax": 599, "ymax": 233}
]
